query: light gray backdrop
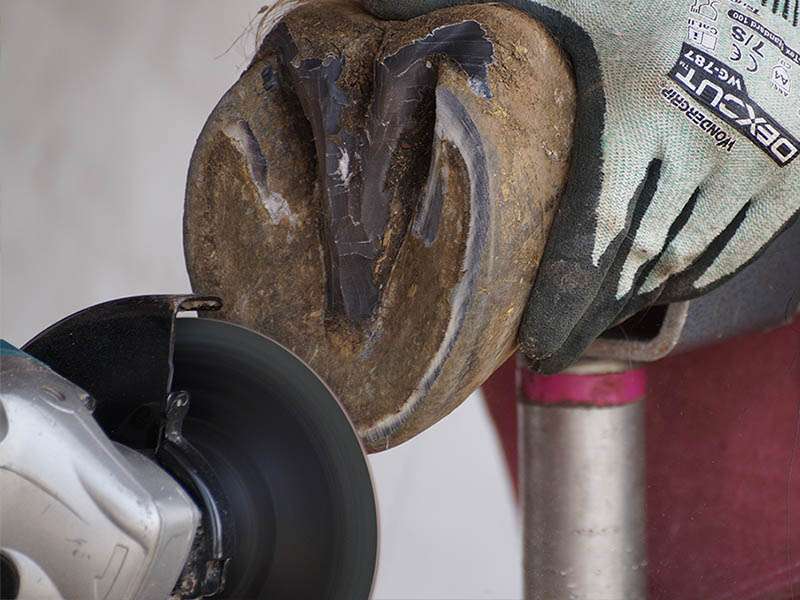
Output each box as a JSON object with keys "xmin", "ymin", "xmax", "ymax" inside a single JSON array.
[{"xmin": 0, "ymin": 2, "xmax": 521, "ymax": 598}]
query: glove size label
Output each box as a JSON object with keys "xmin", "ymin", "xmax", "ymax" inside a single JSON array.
[
  {"xmin": 669, "ymin": 42, "xmax": 799, "ymax": 166},
  {"xmin": 728, "ymin": 10, "xmax": 800, "ymax": 68}
]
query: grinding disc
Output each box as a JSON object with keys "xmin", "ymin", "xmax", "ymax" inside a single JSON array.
[
  {"xmin": 184, "ymin": 0, "xmax": 576, "ymax": 450},
  {"xmin": 171, "ymin": 317, "xmax": 377, "ymax": 599}
]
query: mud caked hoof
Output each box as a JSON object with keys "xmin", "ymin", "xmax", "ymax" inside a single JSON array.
[{"xmin": 184, "ymin": 0, "xmax": 575, "ymax": 451}]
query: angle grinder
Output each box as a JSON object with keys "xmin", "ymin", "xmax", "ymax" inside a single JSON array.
[{"xmin": 0, "ymin": 295, "xmax": 377, "ymax": 599}]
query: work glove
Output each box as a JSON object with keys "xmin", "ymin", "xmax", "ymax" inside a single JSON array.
[{"xmin": 363, "ymin": 0, "xmax": 800, "ymax": 373}]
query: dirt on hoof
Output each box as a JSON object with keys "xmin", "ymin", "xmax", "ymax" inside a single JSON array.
[{"xmin": 184, "ymin": 0, "xmax": 575, "ymax": 451}]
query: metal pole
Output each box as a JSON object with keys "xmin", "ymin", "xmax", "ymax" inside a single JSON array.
[{"xmin": 518, "ymin": 358, "xmax": 647, "ymax": 600}]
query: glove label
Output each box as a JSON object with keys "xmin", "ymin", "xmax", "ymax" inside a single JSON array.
[
  {"xmin": 728, "ymin": 10, "xmax": 800, "ymax": 69},
  {"xmin": 669, "ymin": 42, "xmax": 799, "ymax": 166}
]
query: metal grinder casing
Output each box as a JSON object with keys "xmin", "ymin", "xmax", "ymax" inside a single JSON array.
[{"xmin": 0, "ymin": 342, "xmax": 199, "ymax": 600}]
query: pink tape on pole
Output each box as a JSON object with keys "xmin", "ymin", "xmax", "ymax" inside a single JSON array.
[{"xmin": 520, "ymin": 368, "xmax": 647, "ymax": 407}]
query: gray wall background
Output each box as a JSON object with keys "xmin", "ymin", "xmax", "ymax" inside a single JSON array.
[{"xmin": 0, "ymin": 2, "xmax": 521, "ymax": 598}]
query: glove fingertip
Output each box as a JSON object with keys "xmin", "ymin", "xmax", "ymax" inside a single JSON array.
[
  {"xmin": 521, "ymin": 353, "xmax": 570, "ymax": 375},
  {"xmin": 520, "ymin": 335, "xmax": 589, "ymax": 374},
  {"xmin": 519, "ymin": 258, "xmax": 600, "ymax": 361}
]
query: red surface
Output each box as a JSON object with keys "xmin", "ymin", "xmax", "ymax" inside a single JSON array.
[
  {"xmin": 520, "ymin": 367, "xmax": 647, "ymax": 406},
  {"xmin": 481, "ymin": 317, "xmax": 800, "ymax": 599},
  {"xmin": 482, "ymin": 355, "xmax": 519, "ymax": 497}
]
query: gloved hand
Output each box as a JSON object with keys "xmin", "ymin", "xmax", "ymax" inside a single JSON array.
[{"xmin": 363, "ymin": 0, "xmax": 800, "ymax": 373}]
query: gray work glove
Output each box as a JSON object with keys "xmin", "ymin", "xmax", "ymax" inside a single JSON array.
[{"xmin": 363, "ymin": 0, "xmax": 800, "ymax": 373}]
